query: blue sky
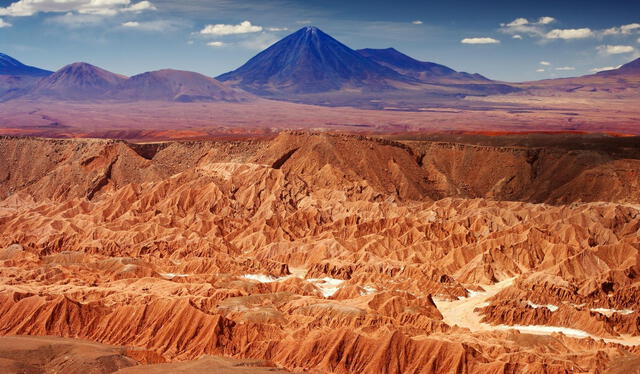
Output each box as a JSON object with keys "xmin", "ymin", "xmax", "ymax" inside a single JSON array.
[{"xmin": 0, "ymin": 0, "xmax": 639, "ymax": 81}]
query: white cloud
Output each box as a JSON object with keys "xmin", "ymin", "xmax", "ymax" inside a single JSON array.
[
  {"xmin": 555, "ymin": 66, "xmax": 575, "ymax": 71},
  {"xmin": 203, "ymin": 32, "xmax": 279, "ymax": 51},
  {"xmin": 500, "ymin": 17, "xmax": 556, "ymax": 38},
  {"xmin": 545, "ymin": 28, "xmax": 594, "ymax": 39},
  {"xmin": 540, "ymin": 61, "xmax": 551, "ymax": 66},
  {"xmin": 506, "ymin": 18, "xmax": 529, "ymax": 27},
  {"xmin": 120, "ymin": 19, "xmax": 179, "ymax": 31},
  {"xmin": 48, "ymin": 12, "xmax": 105, "ymax": 27},
  {"xmin": 590, "ymin": 65, "xmax": 621, "ymax": 73},
  {"xmin": 538, "ymin": 16, "xmax": 556, "ymax": 25},
  {"xmin": 412, "ymin": 20, "xmax": 423, "ymax": 25},
  {"xmin": 501, "ymin": 17, "xmax": 595, "ymax": 41},
  {"xmin": 267, "ymin": 27, "xmax": 288, "ymax": 32},
  {"xmin": 0, "ymin": 0, "xmax": 156, "ymax": 17},
  {"xmin": 0, "ymin": 18, "xmax": 11, "ymax": 27},
  {"xmin": 536, "ymin": 68, "xmax": 546, "ymax": 72},
  {"xmin": 240, "ymin": 33, "xmax": 279, "ymax": 50},
  {"xmin": 200, "ymin": 20, "xmax": 262, "ymax": 36},
  {"xmin": 597, "ymin": 45, "xmax": 635, "ymax": 55},
  {"xmin": 461, "ymin": 37, "xmax": 500, "ymax": 44},
  {"xmin": 121, "ymin": 1, "xmax": 155, "ymax": 12},
  {"xmin": 296, "ymin": 20, "xmax": 311, "ymax": 25},
  {"xmin": 622, "ymin": 23, "xmax": 640, "ymax": 33},
  {"xmin": 603, "ymin": 23, "xmax": 640, "ymax": 35}
]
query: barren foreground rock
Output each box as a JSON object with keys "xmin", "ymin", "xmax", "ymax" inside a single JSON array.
[{"xmin": 1, "ymin": 132, "xmax": 640, "ymax": 373}]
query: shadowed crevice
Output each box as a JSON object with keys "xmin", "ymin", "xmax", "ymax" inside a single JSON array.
[{"xmin": 271, "ymin": 148, "xmax": 299, "ymax": 169}]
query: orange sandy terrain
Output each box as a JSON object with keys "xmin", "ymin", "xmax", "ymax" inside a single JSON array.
[{"xmin": 1, "ymin": 132, "xmax": 640, "ymax": 373}]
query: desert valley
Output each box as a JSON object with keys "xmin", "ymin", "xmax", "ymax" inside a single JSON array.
[{"xmin": 1, "ymin": 8, "xmax": 640, "ymax": 374}]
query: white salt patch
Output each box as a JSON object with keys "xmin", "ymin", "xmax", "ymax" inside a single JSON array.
[
  {"xmin": 590, "ymin": 308, "xmax": 634, "ymax": 316},
  {"xmin": 527, "ymin": 301, "xmax": 559, "ymax": 312},
  {"xmin": 497, "ymin": 324, "xmax": 592, "ymax": 339},
  {"xmin": 160, "ymin": 272, "xmax": 189, "ymax": 278},
  {"xmin": 458, "ymin": 289, "xmax": 484, "ymax": 300},
  {"xmin": 242, "ymin": 271, "xmax": 306, "ymax": 283},
  {"xmin": 307, "ymin": 277, "xmax": 345, "ymax": 297},
  {"xmin": 360, "ymin": 285, "xmax": 377, "ymax": 296},
  {"xmin": 243, "ymin": 274, "xmax": 280, "ymax": 283},
  {"xmin": 122, "ymin": 264, "xmax": 137, "ymax": 272},
  {"xmin": 466, "ymin": 290, "xmax": 483, "ymax": 298}
]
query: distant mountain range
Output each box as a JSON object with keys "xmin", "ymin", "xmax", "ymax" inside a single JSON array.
[
  {"xmin": 216, "ymin": 26, "xmax": 519, "ymax": 103},
  {"xmin": 356, "ymin": 47, "xmax": 488, "ymax": 83},
  {"xmin": 0, "ymin": 53, "xmax": 52, "ymax": 77},
  {"xmin": 31, "ymin": 62, "xmax": 127, "ymax": 100},
  {"xmin": 1, "ymin": 27, "xmax": 639, "ymax": 108},
  {"xmin": 216, "ymin": 27, "xmax": 413, "ymax": 95},
  {"xmin": 597, "ymin": 58, "xmax": 640, "ymax": 76},
  {"xmin": 118, "ymin": 69, "xmax": 252, "ymax": 102},
  {"xmin": 515, "ymin": 56, "xmax": 640, "ymax": 96},
  {"xmin": 1, "ymin": 61, "xmax": 251, "ymax": 103},
  {"xmin": 0, "ymin": 53, "xmax": 53, "ymax": 99}
]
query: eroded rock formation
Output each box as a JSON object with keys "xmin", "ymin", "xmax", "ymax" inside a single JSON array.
[{"xmin": 1, "ymin": 132, "xmax": 639, "ymax": 373}]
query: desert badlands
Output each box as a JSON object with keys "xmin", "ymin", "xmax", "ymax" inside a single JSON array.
[{"xmin": 1, "ymin": 132, "xmax": 640, "ymax": 373}]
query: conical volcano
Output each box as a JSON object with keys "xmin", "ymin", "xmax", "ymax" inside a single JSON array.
[
  {"xmin": 217, "ymin": 26, "xmax": 411, "ymax": 95},
  {"xmin": 30, "ymin": 62, "xmax": 127, "ymax": 100}
]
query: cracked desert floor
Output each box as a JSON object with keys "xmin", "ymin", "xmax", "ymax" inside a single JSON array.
[{"xmin": 1, "ymin": 132, "xmax": 640, "ymax": 373}]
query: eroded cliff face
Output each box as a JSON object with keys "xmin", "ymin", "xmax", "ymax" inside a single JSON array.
[
  {"xmin": 2, "ymin": 132, "xmax": 639, "ymax": 204},
  {"xmin": 1, "ymin": 133, "xmax": 640, "ymax": 373}
]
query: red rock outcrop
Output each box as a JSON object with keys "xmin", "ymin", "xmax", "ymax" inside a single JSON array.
[{"xmin": 1, "ymin": 133, "xmax": 640, "ymax": 373}]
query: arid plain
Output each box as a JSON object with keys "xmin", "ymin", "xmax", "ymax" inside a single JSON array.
[{"xmin": 1, "ymin": 94, "xmax": 640, "ymax": 140}]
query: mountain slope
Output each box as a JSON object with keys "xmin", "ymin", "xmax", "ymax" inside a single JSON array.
[
  {"xmin": 596, "ymin": 57, "xmax": 640, "ymax": 77},
  {"xmin": 516, "ymin": 57, "xmax": 640, "ymax": 97},
  {"xmin": 0, "ymin": 53, "xmax": 52, "ymax": 77},
  {"xmin": 217, "ymin": 26, "xmax": 413, "ymax": 95},
  {"xmin": 357, "ymin": 48, "xmax": 488, "ymax": 82},
  {"xmin": 0, "ymin": 53, "xmax": 53, "ymax": 99},
  {"xmin": 116, "ymin": 69, "xmax": 253, "ymax": 102},
  {"xmin": 217, "ymin": 27, "xmax": 519, "ymax": 107},
  {"xmin": 30, "ymin": 62, "xmax": 127, "ymax": 100}
]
